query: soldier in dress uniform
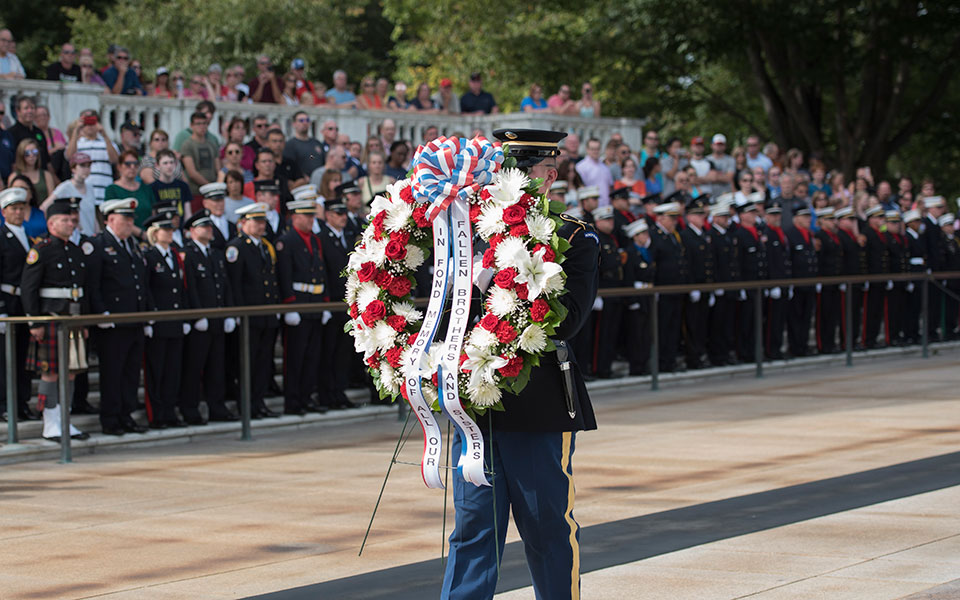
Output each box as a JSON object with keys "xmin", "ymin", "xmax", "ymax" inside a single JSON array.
[
  {"xmin": 622, "ymin": 219, "xmax": 654, "ymax": 375},
  {"xmin": 814, "ymin": 207, "xmax": 843, "ymax": 353},
  {"xmin": 276, "ymin": 189, "xmax": 329, "ymax": 415},
  {"xmin": 680, "ymin": 195, "xmax": 714, "ymax": 369},
  {"xmin": 60, "ymin": 197, "xmax": 98, "ymax": 416},
  {"xmin": 784, "ymin": 202, "xmax": 817, "ymax": 357},
  {"xmin": 571, "ymin": 185, "xmax": 599, "ymax": 223},
  {"xmin": 21, "ymin": 199, "xmax": 91, "ymax": 440},
  {"xmin": 318, "ymin": 199, "xmax": 360, "ymax": 409},
  {"xmin": 199, "ymin": 182, "xmax": 237, "ymax": 251},
  {"xmin": 338, "ymin": 180, "xmax": 367, "ymax": 243},
  {"xmin": 735, "ymin": 197, "xmax": 767, "ymax": 360},
  {"xmin": 255, "ymin": 180, "xmax": 286, "ymax": 244},
  {"xmin": 921, "ymin": 196, "xmax": 947, "ymax": 339},
  {"xmin": 226, "ymin": 203, "xmax": 281, "ymax": 419},
  {"xmin": 902, "ymin": 209, "xmax": 926, "ymax": 344},
  {"xmin": 179, "ymin": 209, "xmax": 238, "ymax": 424},
  {"xmin": 836, "ymin": 206, "xmax": 867, "ymax": 349},
  {"xmin": 442, "ymin": 129, "xmax": 599, "ymax": 600},
  {"xmin": 548, "ymin": 179, "xmax": 568, "ymax": 207},
  {"xmin": 610, "ymin": 186, "xmax": 635, "ymax": 248},
  {"xmin": 590, "ymin": 205, "xmax": 624, "ymax": 378},
  {"xmin": 861, "ymin": 205, "xmax": 890, "ymax": 349},
  {"xmin": 885, "ymin": 211, "xmax": 909, "ymax": 345},
  {"xmin": 939, "ymin": 213, "xmax": 960, "ymax": 339},
  {"xmin": 649, "ymin": 201, "xmax": 687, "ymax": 372},
  {"xmin": 707, "ymin": 201, "xmax": 740, "ymax": 365},
  {"xmin": 761, "ymin": 198, "xmax": 791, "ymax": 359},
  {"xmin": 0, "ymin": 188, "xmax": 39, "ymax": 422},
  {"xmin": 141, "ymin": 211, "xmax": 189, "ymax": 429},
  {"xmin": 87, "ymin": 199, "xmax": 149, "ymax": 436}
]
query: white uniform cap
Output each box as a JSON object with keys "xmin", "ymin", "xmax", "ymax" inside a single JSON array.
[
  {"xmin": 578, "ymin": 186, "xmax": 600, "ymax": 200},
  {"xmin": 938, "ymin": 213, "xmax": 956, "ymax": 227},
  {"xmin": 923, "ymin": 196, "xmax": 945, "ymax": 208},
  {"xmin": 199, "ymin": 182, "xmax": 227, "ymax": 199},
  {"xmin": 902, "ymin": 209, "xmax": 921, "ymax": 223},
  {"xmin": 291, "ymin": 184, "xmax": 319, "ymax": 202},
  {"xmin": 0, "ymin": 187, "xmax": 28, "ymax": 209},
  {"xmin": 592, "ymin": 205, "xmax": 615, "ymax": 220},
  {"xmin": 99, "ymin": 198, "xmax": 138, "ymax": 216},
  {"xmin": 623, "ymin": 219, "xmax": 648, "ymax": 238}
]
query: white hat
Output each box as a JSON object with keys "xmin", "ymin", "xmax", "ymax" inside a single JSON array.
[
  {"xmin": 565, "ymin": 206, "xmax": 584, "ymax": 219},
  {"xmin": 578, "ymin": 185, "xmax": 600, "ymax": 200},
  {"xmin": 99, "ymin": 198, "xmax": 138, "ymax": 216},
  {"xmin": 924, "ymin": 196, "xmax": 945, "ymax": 208},
  {"xmin": 712, "ymin": 133, "xmax": 727, "ymax": 144},
  {"xmin": 592, "ymin": 205, "xmax": 614, "ymax": 220},
  {"xmin": 714, "ymin": 192, "xmax": 735, "ymax": 207},
  {"xmin": 155, "ymin": 66, "xmax": 169, "ymax": 76},
  {"xmin": 902, "ymin": 209, "xmax": 921, "ymax": 223},
  {"xmin": 938, "ymin": 213, "xmax": 956, "ymax": 227},
  {"xmin": 550, "ymin": 180, "xmax": 568, "ymax": 192},
  {"xmin": 654, "ymin": 202, "xmax": 681, "ymax": 216},
  {"xmin": 623, "ymin": 219, "xmax": 648, "ymax": 237},
  {"xmin": 747, "ymin": 191, "xmax": 765, "ymax": 205},
  {"xmin": 0, "ymin": 187, "xmax": 28, "ymax": 209},
  {"xmin": 816, "ymin": 207, "xmax": 835, "ymax": 218},
  {"xmin": 864, "ymin": 205, "xmax": 885, "ymax": 218},
  {"xmin": 235, "ymin": 202, "xmax": 269, "ymax": 220},
  {"xmin": 709, "ymin": 203, "xmax": 731, "ymax": 218},
  {"xmin": 885, "ymin": 210, "xmax": 902, "ymax": 221},
  {"xmin": 286, "ymin": 199, "xmax": 317, "ymax": 214},
  {"xmin": 199, "ymin": 182, "xmax": 227, "ymax": 199},
  {"xmin": 291, "ymin": 184, "xmax": 319, "ymax": 202},
  {"xmin": 834, "ymin": 206, "xmax": 855, "ymax": 219}
]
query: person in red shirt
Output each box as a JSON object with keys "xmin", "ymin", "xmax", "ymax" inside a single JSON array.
[{"xmin": 248, "ymin": 55, "xmax": 281, "ymax": 104}]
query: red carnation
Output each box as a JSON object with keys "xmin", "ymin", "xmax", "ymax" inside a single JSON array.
[
  {"xmin": 385, "ymin": 239, "xmax": 408, "ymax": 261},
  {"xmin": 496, "ymin": 321, "xmax": 518, "ymax": 343},
  {"xmin": 503, "ymin": 204, "xmax": 527, "ymax": 225},
  {"xmin": 390, "ymin": 229, "xmax": 410, "ymax": 246},
  {"xmin": 431, "ymin": 372, "xmax": 439, "ymax": 386},
  {"xmin": 387, "ymin": 276, "xmax": 412, "ymax": 297},
  {"xmin": 515, "ymin": 283, "xmax": 529, "ymax": 300},
  {"xmin": 480, "ymin": 189, "xmax": 492, "ymax": 202},
  {"xmin": 533, "ymin": 243, "xmax": 555, "ymax": 262},
  {"xmin": 350, "ymin": 303, "xmax": 359, "ymax": 320},
  {"xmin": 460, "ymin": 352, "xmax": 469, "ymax": 367},
  {"xmin": 362, "ymin": 300, "xmax": 386, "ymax": 326},
  {"xmin": 385, "ymin": 346, "xmax": 403, "ymax": 368},
  {"xmin": 497, "ymin": 355, "xmax": 524, "ymax": 378},
  {"xmin": 510, "ymin": 223, "xmax": 529, "ymax": 237},
  {"xmin": 400, "ymin": 185, "xmax": 415, "ymax": 204},
  {"xmin": 489, "ymin": 233, "xmax": 505, "ymax": 250},
  {"xmin": 374, "ymin": 269, "xmax": 393, "ymax": 288},
  {"xmin": 358, "ymin": 262, "xmax": 377, "ymax": 282},
  {"xmin": 494, "ymin": 267, "xmax": 517, "ymax": 290},
  {"xmin": 482, "ymin": 247, "xmax": 496, "ymax": 269},
  {"xmin": 372, "ymin": 212, "xmax": 387, "ymax": 239},
  {"xmin": 412, "ymin": 204, "xmax": 430, "ymax": 228},
  {"xmin": 480, "ymin": 313, "xmax": 500, "ymax": 331},
  {"xmin": 386, "ymin": 315, "xmax": 407, "ymax": 331},
  {"xmin": 530, "ymin": 299, "xmax": 550, "ymax": 322},
  {"xmin": 469, "ymin": 203, "xmax": 482, "ymax": 223},
  {"xmin": 408, "ymin": 332, "xmax": 418, "ymax": 345},
  {"xmin": 367, "ymin": 354, "xmax": 380, "ymax": 369}
]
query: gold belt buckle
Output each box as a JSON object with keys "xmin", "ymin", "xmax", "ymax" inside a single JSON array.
[
  {"xmin": 70, "ymin": 288, "xmax": 80, "ymax": 300},
  {"xmin": 314, "ymin": 284, "xmax": 324, "ymax": 294}
]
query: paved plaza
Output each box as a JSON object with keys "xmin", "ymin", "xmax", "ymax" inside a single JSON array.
[{"xmin": 1, "ymin": 352, "xmax": 959, "ymax": 599}]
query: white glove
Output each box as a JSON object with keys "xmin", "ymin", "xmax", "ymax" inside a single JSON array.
[
  {"xmin": 770, "ymin": 287, "xmax": 782, "ymax": 300},
  {"xmin": 689, "ymin": 290, "xmax": 701, "ymax": 303},
  {"xmin": 763, "ymin": 288, "xmax": 769, "ymax": 297},
  {"xmin": 0, "ymin": 314, "xmax": 7, "ymax": 335},
  {"xmin": 815, "ymin": 283, "xmax": 822, "ymax": 293},
  {"xmin": 194, "ymin": 318, "xmax": 209, "ymax": 332},
  {"xmin": 886, "ymin": 280, "xmax": 894, "ymax": 291},
  {"xmin": 839, "ymin": 283, "xmax": 847, "ymax": 292},
  {"xmin": 715, "ymin": 288, "xmax": 724, "ymax": 297},
  {"xmin": 906, "ymin": 282, "xmax": 915, "ymax": 293},
  {"xmin": 739, "ymin": 290, "xmax": 747, "ymax": 301},
  {"xmin": 864, "ymin": 282, "xmax": 870, "ymax": 291},
  {"xmin": 182, "ymin": 322, "xmax": 192, "ymax": 335},
  {"xmin": 224, "ymin": 317, "xmax": 237, "ymax": 334},
  {"xmin": 708, "ymin": 293, "xmax": 716, "ymax": 308},
  {"xmin": 322, "ymin": 310, "xmax": 333, "ymax": 325},
  {"xmin": 144, "ymin": 325, "xmax": 153, "ymax": 338},
  {"xmin": 592, "ymin": 297, "xmax": 604, "ymax": 311},
  {"xmin": 284, "ymin": 312, "xmax": 301, "ymax": 326},
  {"xmin": 627, "ymin": 302, "xmax": 641, "ymax": 310},
  {"xmin": 97, "ymin": 311, "xmax": 115, "ymax": 329},
  {"xmin": 633, "ymin": 281, "xmax": 644, "ymax": 289},
  {"xmin": 788, "ymin": 286, "xmax": 795, "ymax": 300},
  {"xmin": 472, "ymin": 256, "xmax": 495, "ymax": 294}
]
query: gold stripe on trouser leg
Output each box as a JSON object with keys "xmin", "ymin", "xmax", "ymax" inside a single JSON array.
[{"xmin": 561, "ymin": 431, "xmax": 580, "ymax": 600}]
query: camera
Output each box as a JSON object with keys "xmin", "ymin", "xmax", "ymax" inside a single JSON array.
[{"xmin": 82, "ymin": 114, "xmax": 98, "ymax": 126}]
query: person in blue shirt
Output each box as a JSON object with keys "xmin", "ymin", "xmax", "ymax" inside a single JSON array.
[
  {"xmin": 520, "ymin": 83, "xmax": 549, "ymax": 112},
  {"xmin": 3, "ymin": 175, "xmax": 47, "ymax": 241},
  {"xmin": 324, "ymin": 70, "xmax": 357, "ymax": 107},
  {"xmin": 102, "ymin": 47, "xmax": 145, "ymax": 96}
]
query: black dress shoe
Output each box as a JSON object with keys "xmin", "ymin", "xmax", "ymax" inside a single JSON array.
[
  {"xmin": 149, "ymin": 422, "xmax": 169, "ymax": 430},
  {"xmin": 268, "ymin": 380, "xmax": 283, "ymax": 396},
  {"xmin": 72, "ymin": 402, "xmax": 99, "ymax": 415},
  {"xmin": 284, "ymin": 407, "xmax": 307, "ymax": 416},
  {"xmin": 184, "ymin": 416, "xmax": 208, "ymax": 426},
  {"xmin": 168, "ymin": 418, "xmax": 188, "ymax": 428},
  {"xmin": 18, "ymin": 407, "xmax": 41, "ymax": 421},
  {"xmin": 71, "ymin": 431, "xmax": 91, "ymax": 440},
  {"xmin": 257, "ymin": 407, "xmax": 281, "ymax": 418},
  {"xmin": 102, "ymin": 425, "xmax": 126, "ymax": 436},
  {"xmin": 209, "ymin": 411, "xmax": 240, "ymax": 422},
  {"xmin": 121, "ymin": 420, "xmax": 148, "ymax": 434},
  {"xmin": 304, "ymin": 403, "xmax": 328, "ymax": 414}
]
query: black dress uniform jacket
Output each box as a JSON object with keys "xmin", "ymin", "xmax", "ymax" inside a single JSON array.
[
  {"xmin": 0, "ymin": 223, "xmax": 29, "ymax": 316},
  {"xmin": 597, "ymin": 231, "xmax": 624, "ymax": 288},
  {"xmin": 277, "ymin": 227, "xmax": 329, "ymax": 310},
  {"xmin": 210, "ymin": 217, "xmax": 237, "ymax": 252},
  {"xmin": 863, "ymin": 226, "xmax": 891, "ymax": 275},
  {"xmin": 785, "ymin": 227, "xmax": 817, "ymax": 279},
  {"xmin": 839, "ymin": 228, "xmax": 867, "ymax": 276},
  {"xmin": 86, "ymin": 231, "xmax": 148, "ymax": 320},
  {"xmin": 181, "ymin": 240, "xmax": 231, "ymax": 331},
  {"xmin": 491, "ymin": 215, "xmax": 599, "ymax": 433},
  {"xmin": 649, "ymin": 224, "xmax": 688, "ymax": 284},
  {"xmin": 225, "ymin": 233, "xmax": 279, "ymax": 327},
  {"xmin": 143, "ymin": 246, "xmax": 187, "ymax": 337},
  {"xmin": 710, "ymin": 223, "xmax": 740, "ymax": 284},
  {"xmin": 906, "ymin": 228, "xmax": 926, "ymax": 273},
  {"xmin": 816, "ymin": 229, "xmax": 843, "ymax": 278},
  {"xmin": 764, "ymin": 225, "xmax": 791, "ymax": 279},
  {"xmin": 344, "ymin": 213, "xmax": 367, "ymax": 246},
  {"xmin": 680, "ymin": 225, "xmax": 715, "ymax": 284},
  {"xmin": 21, "ymin": 237, "xmax": 89, "ymax": 317},
  {"xmin": 737, "ymin": 225, "xmax": 768, "ymax": 281},
  {"xmin": 317, "ymin": 223, "xmax": 350, "ymax": 302}
]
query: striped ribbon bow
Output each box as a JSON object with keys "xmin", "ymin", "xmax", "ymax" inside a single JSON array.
[{"xmin": 412, "ymin": 136, "xmax": 504, "ymax": 223}]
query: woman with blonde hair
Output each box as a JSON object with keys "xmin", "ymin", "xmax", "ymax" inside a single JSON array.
[
  {"xmin": 357, "ymin": 150, "xmax": 394, "ymax": 205},
  {"xmin": 356, "ymin": 76, "xmax": 382, "ymax": 110},
  {"xmin": 9, "ymin": 139, "xmax": 56, "ymax": 202},
  {"xmin": 318, "ymin": 170, "xmax": 342, "ymax": 202}
]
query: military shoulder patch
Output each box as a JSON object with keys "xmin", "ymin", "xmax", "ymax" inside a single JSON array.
[
  {"xmin": 81, "ymin": 241, "xmax": 94, "ymax": 256},
  {"xmin": 26, "ymin": 248, "xmax": 39, "ymax": 265},
  {"xmin": 225, "ymin": 246, "xmax": 239, "ymax": 263},
  {"xmin": 583, "ymin": 231, "xmax": 600, "ymax": 245}
]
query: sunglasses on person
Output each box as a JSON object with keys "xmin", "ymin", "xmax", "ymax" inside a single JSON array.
[
  {"xmin": 152, "ymin": 136, "xmax": 167, "ymax": 143},
  {"xmin": 25, "ymin": 148, "xmax": 39, "ymax": 156},
  {"xmin": 296, "ymin": 117, "xmax": 310, "ymax": 123},
  {"xmin": 116, "ymin": 55, "xmax": 129, "ymax": 60},
  {"xmin": 254, "ymin": 123, "xmax": 267, "ymax": 129},
  {"xmin": 122, "ymin": 160, "xmax": 139, "ymax": 167},
  {"xmin": 226, "ymin": 149, "xmax": 241, "ymax": 155}
]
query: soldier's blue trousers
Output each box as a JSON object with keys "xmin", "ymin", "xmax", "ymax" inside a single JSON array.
[{"xmin": 441, "ymin": 429, "xmax": 580, "ymax": 600}]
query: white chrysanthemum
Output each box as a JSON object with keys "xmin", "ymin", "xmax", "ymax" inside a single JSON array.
[
  {"xmin": 352, "ymin": 327, "xmax": 377, "ymax": 359},
  {"xmin": 423, "ymin": 382, "xmax": 439, "ymax": 405},
  {"xmin": 369, "ymin": 194, "xmax": 392, "ymax": 218},
  {"xmin": 379, "ymin": 363, "xmax": 399, "ymax": 393},
  {"xmin": 419, "ymin": 343, "xmax": 444, "ymax": 379},
  {"xmin": 488, "ymin": 168, "xmax": 530, "ymax": 207},
  {"xmin": 400, "ymin": 345, "xmax": 418, "ymax": 379},
  {"xmin": 476, "ymin": 203, "xmax": 505, "ymax": 239},
  {"xmin": 361, "ymin": 223, "xmax": 377, "ymax": 245},
  {"xmin": 386, "ymin": 178, "xmax": 412, "ymax": 199},
  {"xmin": 365, "ymin": 238, "xmax": 390, "ymax": 267},
  {"xmin": 392, "ymin": 301, "xmax": 422, "ymax": 323},
  {"xmin": 541, "ymin": 270, "xmax": 564, "ymax": 296},
  {"xmin": 488, "ymin": 287, "xmax": 519, "ymax": 318},
  {"xmin": 466, "ymin": 328, "xmax": 499, "ymax": 352},
  {"xmin": 515, "ymin": 247, "xmax": 564, "ymax": 300},
  {"xmin": 384, "ymin": 201, "xmax": 414, "ymax": 232},
  {"xmin": 345, "ymin": 274, "xmax": 360, "ymax": 305},
  {"xmin": 526, "ymin": 213, "xmax": 555, "ymax": 244},
  {"xmin": 404, "ymin": 245, "xmax": 425, "ymax": 269},
  {"xmin": 469, "ymin": 382, "xmax": 503, "ymax": 408},
  {"xmin": 356, "ymin": 282, "xmax": 382, "ymax": 312},
  {"xmin": 518, "ymin": 324, "xmax": 548, "ymax": 354},
  {"xmin": 494, "ymin": 237, "xmax": 528, "ymax": 270},
  {"xmin": 373, "ymin": 322, "xmax": 397, "ymax": 351}
]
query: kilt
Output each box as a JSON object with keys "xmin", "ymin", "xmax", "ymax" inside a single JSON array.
[{"xmin": 26, "ymin": 324, "xmax": 88, "ymax": 374}]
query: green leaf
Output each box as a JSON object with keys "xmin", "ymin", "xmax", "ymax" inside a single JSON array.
[{"xmin": 549, "ymin": 200, "xmax": 567, "ymax": 215}]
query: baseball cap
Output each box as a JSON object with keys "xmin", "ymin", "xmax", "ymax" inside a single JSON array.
[
  {"xmin": 469, "ymin": 72, "xmax": 482, "ymax": 81},
  {"xmin": 440, "ymin": 78, "xmax": 452, "ymax": 88},
  {"xmin": 69, "ymin": 152, "xmax": 92, "ymax": 166},
  {"xmin": 291, "ymin": 58, "xmax": 305, "ymax": 70},
  {"xmin": 691, "ymin": 136, "xmax": 704, "ymax": 145},
  {"xmin": 208, "ymin": 63, "xmax": 222, "ymax": 74},
  {"xmin": 712, "ymin": 133, "xmax": 727, "ymax": 144},
  {"xmin": 156, "ymin": 66, "xmax": 169, "ymax": 76},
  {"xmin": 120, "ymin": 120, "xmax": 142, "ymax": 133}
]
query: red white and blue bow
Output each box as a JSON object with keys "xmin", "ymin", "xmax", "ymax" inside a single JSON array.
[{"xmin": 412, "ymin": 136, "xmax": 503, "ymax": 223}]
